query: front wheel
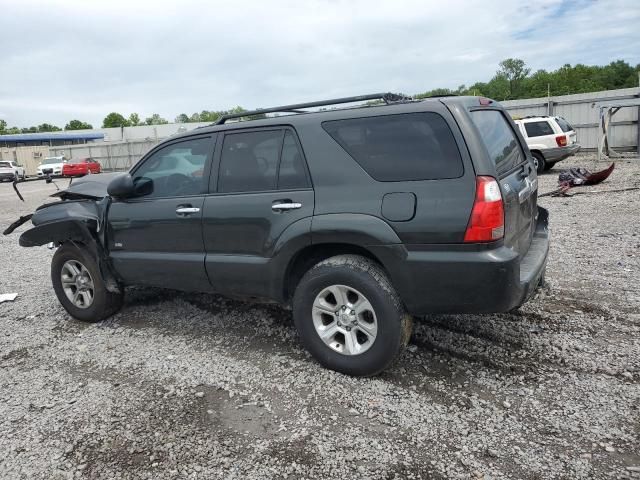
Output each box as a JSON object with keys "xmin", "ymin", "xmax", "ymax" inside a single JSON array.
[
  {"xmin": 293, "ymin": 255, "xmax": 412, "ymax": 376},
  {"xmin": 51, "ymin": 243, "xmax": 123, "ymax": 322}
]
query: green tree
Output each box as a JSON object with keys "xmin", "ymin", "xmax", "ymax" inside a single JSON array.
[
  {"xmin": 0, "ymin": 119, "xmax": 6, "ymax": 133},
  {"xmin": 65, "ymin": 119, "xmax": 93, "ymax": 130},
  {"xmin": 103, "ymin": 112, "xmax": 130, "ymax": 128},
  {"xmin": 175, "ymin": 113, "xmax": 190, "ymax": 123},
  {"xmin": 36, "ymin": 123, "xmax": 62, "ymax": 132},
  {"xmin": 497, "ymin": 58, "xmax": 531, "ymax": 99},
  {"xmin": 128, "ymin": 113, "xmax": 141, "ymax": 126},
  {"xmin": 144, "ymin": 113, "xmax": 169, "ymax": 125}
]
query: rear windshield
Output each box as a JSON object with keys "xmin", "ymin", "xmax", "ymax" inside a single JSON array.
[
  {"xmin": 322, "ymin": 112, "xmax": 463, "ymax": 182},
  {"xmin": 555, "ymin": 117, "xmax": 573, "ymax": 132},
  {"xmin": 0, "ymin": 161, "xmax": 10, "ymax": 168},
  {"xmin": 524, "ymin": 121, "xmax": 554, "ymax": 137},
  {"xmin": 68, "ymin": 158, "xmax": 86, "ymax": 164},
  {"xmin": 470, "ymin": 110, "xmax": 525, "ymax": 176}
]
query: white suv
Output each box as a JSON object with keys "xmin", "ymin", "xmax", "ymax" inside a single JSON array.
[
  {"xmin": 513, "ymin": 116, "xmax": 580, "ymax": 173},
  {"xmin": 0, "ymin": 160, "xmax": 26, "ymax": 182}
]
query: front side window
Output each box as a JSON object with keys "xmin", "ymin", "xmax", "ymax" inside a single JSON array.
[
  {"xmin": 132, "ymin": 137, "xmax": 210, "ymax": 198},
  {"xmin": 322, "ymin": 113, "xmax": 463, "ymax": 182},
  {"xmin": 470, "ymin": 110, "xmax": 525, "ymax": 176},
  {"xmin": 524, "ymin": 121, "xmax": 554, "ymax": 137}
]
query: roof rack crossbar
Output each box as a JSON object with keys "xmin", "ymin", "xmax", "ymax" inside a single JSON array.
[{"xmin": 215, "ymin": 92, "xmax": 411, "ymax": 125}]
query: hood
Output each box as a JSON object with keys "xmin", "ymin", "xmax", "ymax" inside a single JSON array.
[{"xmin": 51, "ymin": 172, "xmax": 125, "ymax": 200}]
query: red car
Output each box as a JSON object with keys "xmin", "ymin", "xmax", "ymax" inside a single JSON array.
[{"xmin": 62, "ymin": 158, "xmax": 101, "ymax": 177}]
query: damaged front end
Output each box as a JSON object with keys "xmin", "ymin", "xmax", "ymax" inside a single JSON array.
[{"xmin": 3, "ymin": 173, "xmax": 126, "ymax": 293}]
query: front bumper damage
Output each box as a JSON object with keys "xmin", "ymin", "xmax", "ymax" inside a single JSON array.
[{"xmin": 3, "ymin": 174, "xmax": 126, "ymax": 293}]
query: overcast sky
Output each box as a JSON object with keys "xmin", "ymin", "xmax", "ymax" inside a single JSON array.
[{"xmin": 1, "ymin": 0, "xmax": 638, "ymax": 128}]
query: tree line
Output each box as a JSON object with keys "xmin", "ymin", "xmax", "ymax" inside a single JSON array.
[{"xmin": 1, "ymin": 59, "xmax": 638, "ymax": 135}]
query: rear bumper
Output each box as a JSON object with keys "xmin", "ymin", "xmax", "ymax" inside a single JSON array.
[
  {"xmin": 373, "ymin": 207, "xmax": 550, "ymax": 315},
  {"xmin": 544, "ymin": 144, "xmax": 580, "ymax": 163}
]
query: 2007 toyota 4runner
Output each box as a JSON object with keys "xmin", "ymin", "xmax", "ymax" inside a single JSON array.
[{"xmin": 4, "ymin": 93, "xmax": 549, "ymax": 376}]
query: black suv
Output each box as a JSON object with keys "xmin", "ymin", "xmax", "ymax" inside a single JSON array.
[{"xmin": 7, "ymin": 93, "xmax": 549, "ymax": 376}]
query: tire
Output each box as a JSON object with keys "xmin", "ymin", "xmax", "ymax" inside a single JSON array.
[
  {"xmin": 532, "ymin": 152, "xmax": 546, "ymax": 174},
  {"xmin": 544, "ymin": 161, "xmax": 555, "ymax": 172},
  {"xmin": 293, "ymin": 255, "xmax": 412, "ymax": 376},
  {"xmin": 51, "ymin": 243, "xmax": 123, "ymax": 322}
]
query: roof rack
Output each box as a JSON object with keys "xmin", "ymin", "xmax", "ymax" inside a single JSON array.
[{"xmin": 215, "ymin": 92, "xmax": 412, "ymax": 125}]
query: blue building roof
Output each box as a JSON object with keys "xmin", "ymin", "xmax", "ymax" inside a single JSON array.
[{"xmin": 0, "ymin": 132, "xmax": 104, "ymax": 142}]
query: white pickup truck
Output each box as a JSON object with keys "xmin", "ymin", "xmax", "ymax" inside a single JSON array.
[{"xmin": 0, "ymin": 160, "xmax": 26, "ymax": 182}]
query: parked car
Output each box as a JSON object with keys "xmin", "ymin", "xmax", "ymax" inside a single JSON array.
[
  {"xmin": 0, "ymin": 160, "xmax": 26, "ymax": 182},
  {"xmin": 6, "ymin": 94, "xmax": 549, "ymax": 376},
  {"xmin": 62, "ymin": 157, "xmax": 102, "ymax": 177},
  {"xmin": 513, "ymin": 116, "xmax": 580, "ymax": 173},
  {"xmin": 37, "ymin": 156, "xmax": 67, "ymax": 177}
]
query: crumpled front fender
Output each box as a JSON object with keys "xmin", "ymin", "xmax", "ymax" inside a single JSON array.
[
  {"xmin": 19, "ymin": 219, "xmax": 96, "ymax": 247},
  {"xmin": 18, "ymin": 200, "xmax": 100, "ymax": 247}
]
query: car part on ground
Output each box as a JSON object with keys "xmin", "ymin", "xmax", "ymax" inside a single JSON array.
[{"xmin": 539, "ymin": 163, "xmax": 615, "ymax": 197}]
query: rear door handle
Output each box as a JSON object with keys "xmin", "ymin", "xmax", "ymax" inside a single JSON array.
[
  {"xmin": 272, "ymin": 202, "xmax": 302, "ymax": 212},
  {"xmin": 176, "ymin": 207, "xmax": 200, "ymax": 215}
]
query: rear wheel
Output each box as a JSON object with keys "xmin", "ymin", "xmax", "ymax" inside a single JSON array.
[
  {"xmin": 532, "ymin": 152, "xmax": 546, "ymax": 174},
  {"xmin": 51, "ymin": 243, "xmax": 123, "ymax": 322},
  {"xmin": 293, "ymin": 255, "xmax": 412, "ymax": 376}
]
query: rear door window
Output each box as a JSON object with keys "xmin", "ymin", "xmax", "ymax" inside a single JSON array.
[
  {"xmin": 218, "ymin": 130, "xmax": 282, "ymax": 193},
  {"xmin": 555, "ymin": 117, "xmax": 573, "ymax": 132},
  {"xmin": 470, "ymin": 110, "xmax": 525, "ymax": 176},
  {"xmin": 322, "ymin": 113, "xmax": 463, "ymax": 182},
  {"xmin": 278, "ymin": 131, "xmax": 310, "ymax": 189},
  {"xmin": 524, "ymin": 121, "xmax": 554, "ymax": 137}
]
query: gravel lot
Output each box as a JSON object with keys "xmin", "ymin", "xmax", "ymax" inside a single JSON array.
[{"xmin": 1, "ymin": 153, "xmax": 639, "ymax": 480}]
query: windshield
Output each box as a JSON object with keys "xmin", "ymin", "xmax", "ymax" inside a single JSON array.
[
  {"xmin": 42, "ymin": 157, "xmax": 64, "ymax": 165},
  {"xmin": 0, "ymin": 161, "xmax": 11, "ymax": 168}
]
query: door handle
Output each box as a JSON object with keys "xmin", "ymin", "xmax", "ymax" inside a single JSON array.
[
  {"xmin": 272, "ymin": 202, "xmax": 302, "ymax": 212},
  {"xmin": 176, "ymin": 207, "xmax": 201, "ymax": 215}
]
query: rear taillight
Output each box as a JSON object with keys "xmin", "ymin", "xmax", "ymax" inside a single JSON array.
[
  {"xmin": 556, "ymin": 135, "xmax": 567, "ymax": 147},
  {"xmin": 464, "ymin": 176, "xmax": 504, "ymax": 243}
]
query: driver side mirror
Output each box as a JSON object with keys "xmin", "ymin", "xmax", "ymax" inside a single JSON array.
[{"xmin": 107, "ymin": 173, "xmax": 135, "ymax": 198}]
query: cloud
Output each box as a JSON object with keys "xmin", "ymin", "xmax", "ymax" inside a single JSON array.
[{"xmin": 0, "ymin": 0, "xmax": 638, "ymax": 127}]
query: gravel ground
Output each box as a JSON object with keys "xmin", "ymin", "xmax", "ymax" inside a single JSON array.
[{"xmin": 1, "ymin": 153, "xmax": 639, "ymax": 480}]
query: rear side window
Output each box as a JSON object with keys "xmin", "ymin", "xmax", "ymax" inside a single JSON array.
[
  {"xmin": 322, "ymin": 113, "xmax": 463, "ymax": 182},
  {"xmin": 555, "ymin": 117, "xmax": 573, "ymax": 132},
  {"xmin": 524, "ymin": 121, "xmax": 554, "ymax": 137},
  {"xmin": 470, "ymin": 110, "xmax": 525, "ymax": 176}
]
